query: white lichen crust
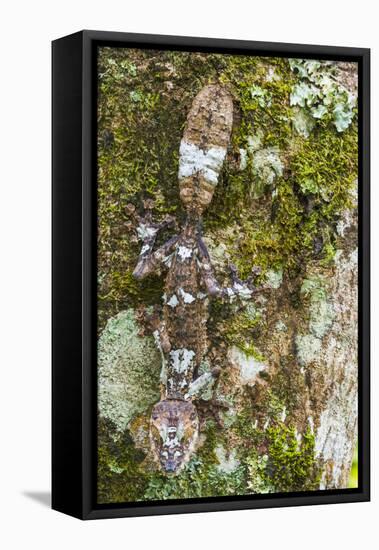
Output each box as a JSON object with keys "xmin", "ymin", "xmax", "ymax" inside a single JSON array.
[
  {"xmin": 178, "ymin": 141, "xmax": 227, "ymax": 186},
  {"xmin": 228, "ymin": 346, "xmax": 267, "ymax": 385}
]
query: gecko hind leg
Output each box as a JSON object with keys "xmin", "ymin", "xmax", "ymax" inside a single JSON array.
[
  {"xmin": 196, "ymin": 396, "xmax": 230, "ymax": 429},
  {"xmin": 190, "ymin": 367, "xmax": 230, "ymax": 428},
  {"xmin": 198, "ymin": 234, "xmax": 269, "ymax": 301}
]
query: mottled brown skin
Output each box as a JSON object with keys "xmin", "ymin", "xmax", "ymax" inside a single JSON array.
[
  {"xmin": 163, "ymin": 222, "xmax": 209, "ymax": 398},
  {"xmin": 132, "ymin": 84, "xmax": 262, "ymax": 473}
]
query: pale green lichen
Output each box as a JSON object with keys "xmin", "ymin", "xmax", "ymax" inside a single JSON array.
[
  {"xmin": 249, "ymin": 84, "xmax": 270, "ymax": 108},
  {"xmin": 252, "ymin": 147, "xmax": 283, "ymax": 189},
  {"xmin": 228, "ymin": 345, "xmax": 268, "ymax": 384},
  {"xmin": 296, "ymin": 334, "xmax": 322, "ymax": 366},
  {"xmin": 246, "ymin": 453, "xmax": 272, "ymax": 493},
  {"xmin": 265, "ymin": 268, "xmax": 283, "ymax": 289},
  {"xmin": 238, "ymin": 129, "xmax": 283, "ymax": 197},
  {"xmin": 301, "ymin": 275, "xmax": 334, "ymax": 339},
  {"xmin": 98, "ymin": 309, "xmax": 161, "ymax": 434},
  {"xmin": 292, "ymin": 107, "xmax": 315, "ymax": 138},
  {"xmin": 289, "ymin": 58, "xmax": 357, "ymax": 134},
  {"xmin": 246, "ymin": 130, "xmax": 264, "ymax": 153},
  {"xmin": 239, "ymin": 147, "xmax": 248, "ymax": 170},
  {"xmin": 275, "ymin": 320, "xmax": 287, "ymax": 332},
  {"xmin": 296, "ymin": 275, "xmax": 334, "ymax": 365},
  {"xmin": 108, "ymin": 460, "xmax": 125, "ymax": 474},
  {"xmin": 290, "ymin": 81, "xmax": 319, "ymax": 109},
  {"xmin": 215, "ymin": 445, "xmax": 240, "ymax": 473},
  {"xmin": 188, "ymin": 358, "xmax": 216, "ymax": 401},
  {"xmin": 244, "ymin": 303, "xmax": 258, "ymax": 320}
]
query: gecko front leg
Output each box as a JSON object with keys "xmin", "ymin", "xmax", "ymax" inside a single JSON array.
[
  {"xmin": 185, "ymin": 367, "xmax": 221, "ymax": 399},
  {"xmin": 128, "ymin": 202, "xmax": 179, "ymax": 280},
  {"xmin": 134, "ymin": 234, "xmax": 179, "ymax": 280}
]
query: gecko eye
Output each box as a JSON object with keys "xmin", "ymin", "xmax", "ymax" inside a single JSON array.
[
  {"xmin": 174, "ymin": 450, "xmax": 182, "ymax": 458},
  {"xmin": 161, "ymin": 451, "xmax": 169, "ymax": 459}
]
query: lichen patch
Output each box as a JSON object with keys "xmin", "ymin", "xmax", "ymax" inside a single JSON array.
[{"xmin": 228, "ymin": 346, "xmax": 267, "ymax": 385}]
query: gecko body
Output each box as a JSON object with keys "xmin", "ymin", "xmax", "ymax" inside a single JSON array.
[{"xmin": 132, "ymin": 85, "xmax": 261, "ymax": 473}]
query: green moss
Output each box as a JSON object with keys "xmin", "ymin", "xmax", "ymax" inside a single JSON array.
[
  {"xmin": 233, "ymin": 405, "xmax": 321, "ymax": 494},
  {"xmin": 205, "ymin": 59, "xmax": 294, "ymax": 233},
  {"xmin": 210, "ymin": 61, "xmax": 357, "ymax": 282},
  {"xmin": 291, "ymin": 123, "xmax": 357, "ymax": 216},
  {"xmin": 228, "ymin": 58, "xmax": 295, "ymax": 149},
  {"xmin": 216, "ymin": 120, "xmax": 357, "ymax": 281},
  {"xmin": 97, "ymin": 418, "xmax": 149, "ymax": 504},
  {"xmin": 263, "ymin": 424, "xmax": 321, "ymax": 492},
  {"xmin": 223, "ymin": 309, "xmax": 265, "ymax": 360}
]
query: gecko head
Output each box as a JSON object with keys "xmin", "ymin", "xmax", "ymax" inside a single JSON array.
[{"xmin": 150, "ymin": 399, "xmax": 199, "ymax": 474}]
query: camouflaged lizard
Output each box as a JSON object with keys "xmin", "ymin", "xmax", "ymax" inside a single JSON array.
[{"xmin": 131, "ymin": 84, "xmax": 263, "ymax": 474}]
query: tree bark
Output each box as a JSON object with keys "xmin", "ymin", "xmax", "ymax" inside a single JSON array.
[{"xmin": 96, "ymin": 50, "xmax": 359, "ymax": 501}]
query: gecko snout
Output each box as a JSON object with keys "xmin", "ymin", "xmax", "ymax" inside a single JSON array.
[{"xmin": 164, "ymin": 459, "xmax": 177, "ymax": 473}]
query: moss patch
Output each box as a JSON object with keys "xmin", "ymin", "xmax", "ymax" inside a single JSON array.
[{"xmin": 263, "ymin": 424, "xmax": 321, "ymax": 492}]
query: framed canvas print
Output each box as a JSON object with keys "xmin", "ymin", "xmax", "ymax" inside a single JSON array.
[{"xmin": 52, "ymin": 30, "xmax": 370, "ymax": 519}]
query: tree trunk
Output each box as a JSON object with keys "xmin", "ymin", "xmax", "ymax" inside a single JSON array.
[{"xmin": 96, "ymin": 49, "xmax": 358, "ymax": 502}]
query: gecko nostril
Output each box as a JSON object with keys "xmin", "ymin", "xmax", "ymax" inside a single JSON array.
[{"xmin": 165, "ymin": 462, "xmax": 176, "ymax": 472}]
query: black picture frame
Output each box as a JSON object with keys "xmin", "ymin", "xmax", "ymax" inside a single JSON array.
[{"xmin": 52, "ymin": 30, "xmax": 370, "ymax": 520}]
